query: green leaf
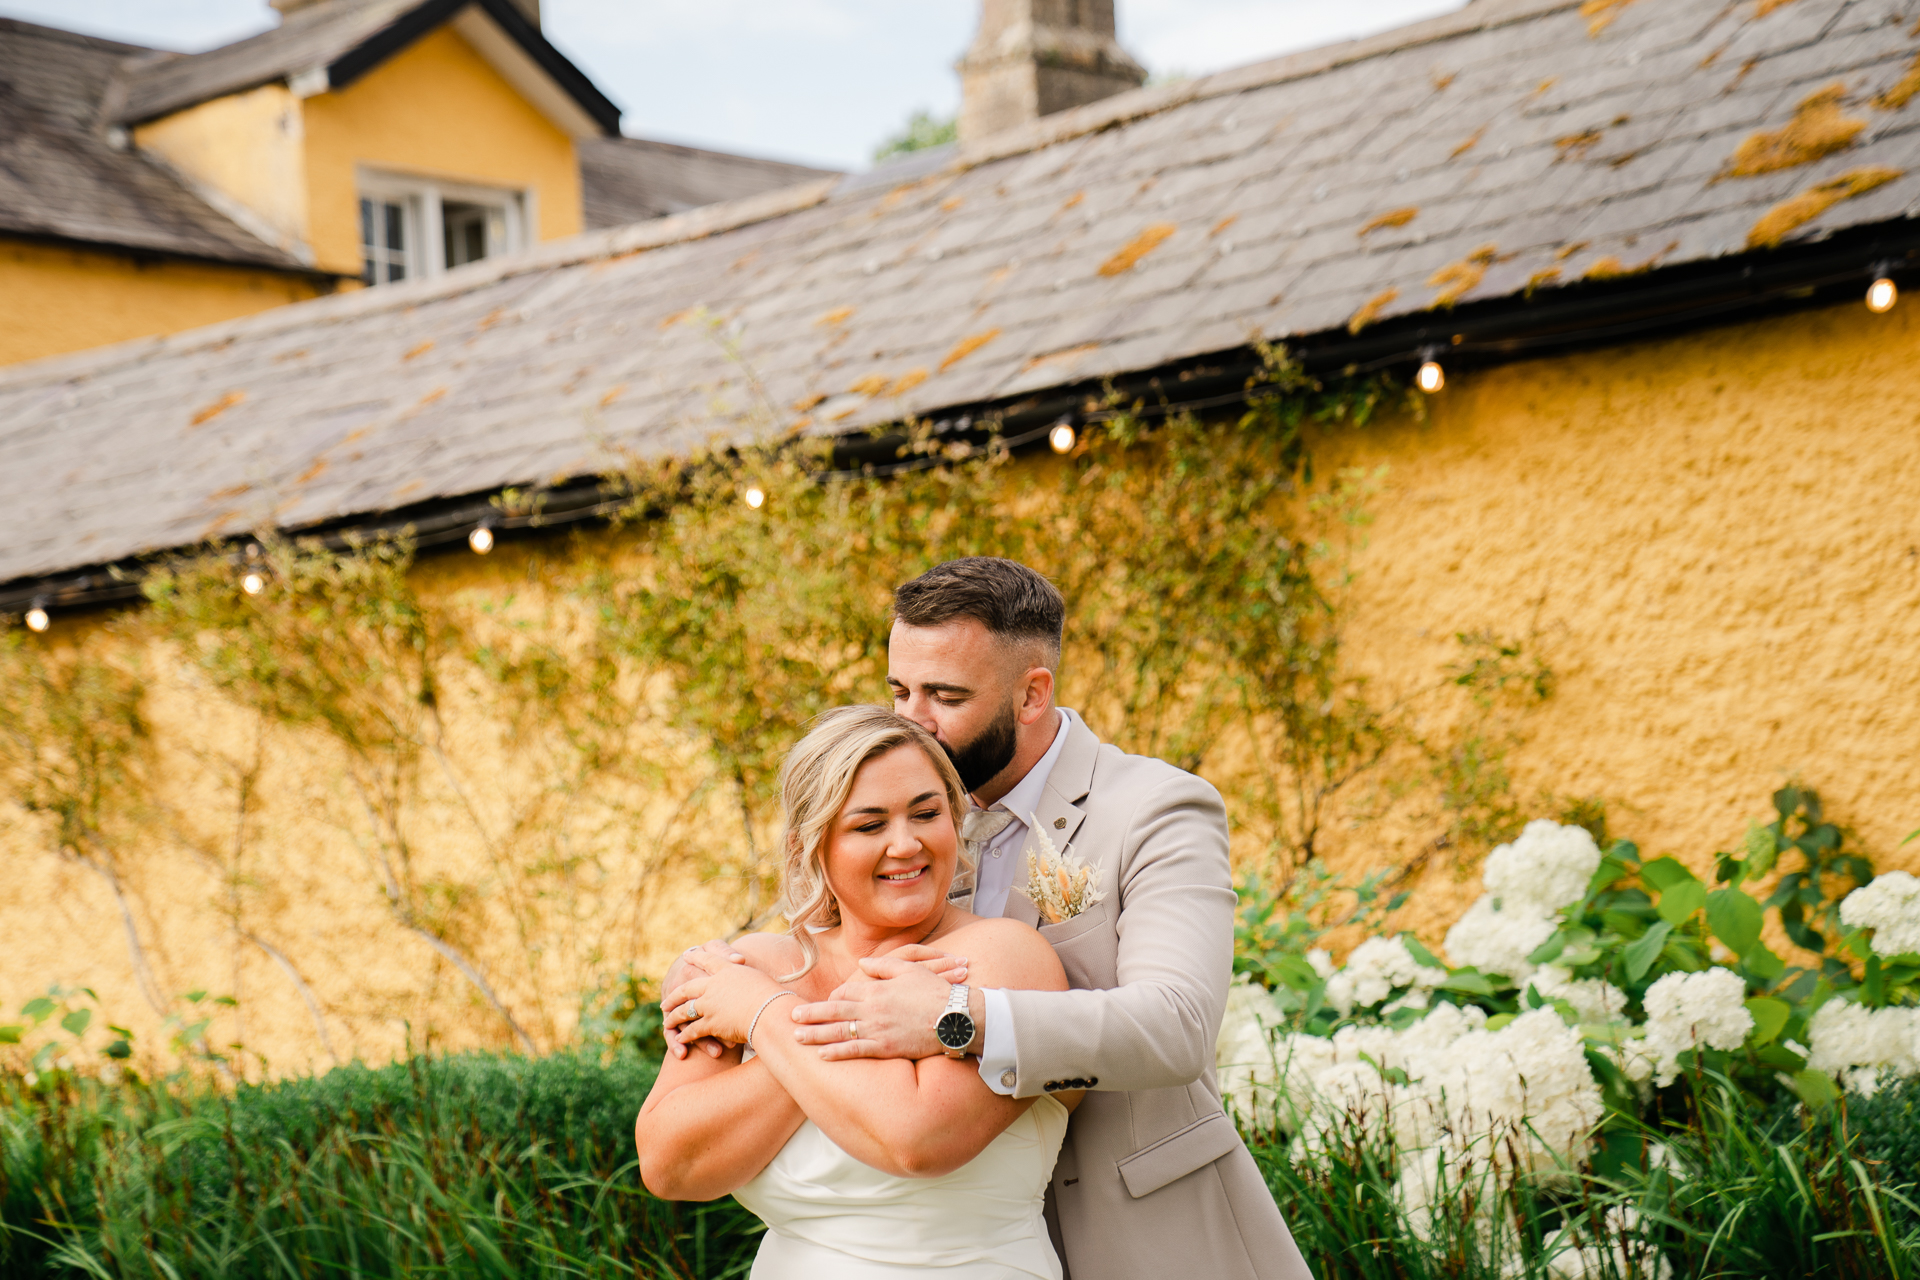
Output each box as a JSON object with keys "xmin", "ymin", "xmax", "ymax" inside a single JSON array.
[
  {"xmin": 1401, "ymin": 935, "xmax": 1444, "ymax": 970},
  {"xmin": 1657, "ymin": 878, "xmax": 1708, "ymax": 925},
  {"xmin": 1484, "ymin": 1013, "xmax": 1515, "ymax": 1031},
  {"xmin": 1441, "ymin": 970, "xmax": 1498, "ymax": 996},
  {"xmin": 21, "ymin": 997, "xmax": 54, "ymax": 1024},
  {"xmin": 1742, "ymin": 943, "xmax": 1787, "ymax": 982},
  {"xmin": 0, "ymin": 1025, "xmax": 21, "ymax": 1044},
  {"xmin": 1790, "ymin": 1068, "xmax": 1839, "ymax": 1110},
  {"xmin": 59, "ymin": 1008, "xmax": 91, "ymax": 1037},
  {"xmin": 1705, "ymin": 888, "xmax": 1764, "ymax": 956},
  {"xmin": 1528, "ymin": 931, "xmax": 1570, "ymax": 966},
  {"xmin": 1587, "ymin": 850, "xmax": 1636, "ymax": 896},
  {"xmin": 103, "ymin": 1039, "xmax": 132, "ymax": 1061},
  {"xmin": 1639, "ymin": 857, "xmax": 1697, "ymax": 893},
  {"xmin": 1625, "ymin": 920, "xmax": 1673, "ymax": 981},
  {"xmin": 1745, "ymin": 997, "xmax": 1790, "ymax": 1045},
  {"xmin": 1743, "ymin": 823, "xmax": 1779, "ymax": 878}
]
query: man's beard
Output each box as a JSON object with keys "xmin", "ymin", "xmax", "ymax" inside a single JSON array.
[{"xmin": 943, "ymin": 701, "xmax": 1019, "ymax": 793}]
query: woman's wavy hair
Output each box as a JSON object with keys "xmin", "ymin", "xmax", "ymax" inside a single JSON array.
[{"xmin": 777, "ymin": 705, "xmax": 969, "ymax": 980}]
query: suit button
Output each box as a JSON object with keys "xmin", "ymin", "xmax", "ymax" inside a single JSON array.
[{"xmin": 1001, "ymin": 1069, "xmax": 1017, "ymax": 1090}]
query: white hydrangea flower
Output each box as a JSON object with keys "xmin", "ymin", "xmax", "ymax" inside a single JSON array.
[
  {"xmin": 1806, "ymin": 999, "xmax": 1920, "ymax": 1097},
  {"xmin": 1528, "ymin": 965, "xmax": 1629, "ymax": 1026},
  {"xmin": 1483, "ymin": 819, "xmax": 1604, "ymax": 916},
  {"xmin": 1839, "ymin": 871, "xmax": 1920, "ymax": 957},
  {"xmin": 1533, "ymin": 1207, "xmax": 1674, "ymax": 1280},
  {"xmin": 1306, "ymin": 948, "xmax": 1336, "ymax": 979},
  {"xmin": 1324, "ymin": 936, "xmax": 1447, "ymax": 1016},
  {"xmin": 1444, "ymin": 893, "xmax": 1557, "ymax": 985},
  {"xmin": 1215, "ymin": 976, "xmax": 1291, "ymax": 1124},
  {"xmin": 1639, "ymin": 968, "xmax": 1754, "ymax": 1087}
]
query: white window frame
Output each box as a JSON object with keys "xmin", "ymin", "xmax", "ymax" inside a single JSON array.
[{"xmin": 356, "ymin": 170, "xmax": 531, "ymax": 285}]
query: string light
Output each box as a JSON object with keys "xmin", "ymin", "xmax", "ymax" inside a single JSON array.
[
  {"xmin": 468, "ymin": 525, "xmax": 495, "ymax": 554},
  {"xmin": 242, "ymin": 572, "xmax": 266, "ymax": 595},
  {"xmin": 25, "ymin": 603, "xmax": 50, "ymax": 633},
  {"xmin": 1867, "ymin": 277, "xmax": 1898, "ymax": 313},
  {"xmin": 743, "ymin": 486, "xmax": 766, "ymax": 509},
  {"xmin": 1048, "ymin": 421, "xmax": 1077, "ymax": 453},
  {"xmin": 1416, "ymin": 358, "xmax": 1445, "ymax": 393}
]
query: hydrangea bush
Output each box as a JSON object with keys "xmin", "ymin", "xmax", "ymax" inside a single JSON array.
[{"xmin": 1220, "ymin": 788, "xmax": 1920, "ymax": 1264}]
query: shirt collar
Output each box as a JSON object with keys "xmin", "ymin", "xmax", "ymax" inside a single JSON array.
[{"xmin": 986, "ymin": 707, "xmax": 1079, "ymax": 823}]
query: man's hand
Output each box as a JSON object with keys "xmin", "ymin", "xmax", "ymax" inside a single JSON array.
[
  {"xmin": 789, "ymin": 950, "xmax": 974, "ymax": 1061},
  {"xmin": 661, "ymin": 940, "xmax": 744, "ymax": 1060}
]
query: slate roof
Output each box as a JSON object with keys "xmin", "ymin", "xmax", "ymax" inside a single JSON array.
[
  {"xmin": 8, "ymin": 0, "xmax": 1920, "ymax": 591},
  {"xmin": 580, "ymin": 136, "xmax": 839, "ymax": 229},
  {"xmin": 0, "ymin": 19, "xmax": 309, "ymax": 268}
]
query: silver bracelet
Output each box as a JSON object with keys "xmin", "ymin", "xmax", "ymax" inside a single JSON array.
[{"xmin": 747, "ymin": 990, "xmax": 799, "ymax": 1051}]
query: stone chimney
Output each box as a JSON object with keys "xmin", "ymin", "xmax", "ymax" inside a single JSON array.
[
  {"xmin": 957, "ymin": 0, "xmax": 1146, "ymax": 143},
  {"xmin": 271, "ymin": 0, "xmax": 541, "ymax": 26}
]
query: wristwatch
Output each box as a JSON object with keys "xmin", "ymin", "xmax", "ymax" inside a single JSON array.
[{"xmin": 935, "ymin": 983, "xmax": 975, "ymax": 1058}]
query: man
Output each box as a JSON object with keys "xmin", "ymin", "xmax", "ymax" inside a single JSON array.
[{"xmin": 667, "ymin": 557, "xmax": 1310, "ymax": 1280}]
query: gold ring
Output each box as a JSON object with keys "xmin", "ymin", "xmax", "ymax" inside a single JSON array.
[{"xmin": 846, "ymin": 1020, "xmax": 857, "ymax": 1041}]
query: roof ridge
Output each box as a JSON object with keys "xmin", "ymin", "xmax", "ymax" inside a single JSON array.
[
  {"xmin": 952, "ymin": 0, "xmax": 1581, "ymax": 169},
  {"xmin": 0, "ymin": 15, "xmax": 159, "ymax": 56}
]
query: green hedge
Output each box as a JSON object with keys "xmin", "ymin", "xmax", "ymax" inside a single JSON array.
[{"xmin": 4, "ymin": 1056, "xmax": 1916, "ymax": 1279}]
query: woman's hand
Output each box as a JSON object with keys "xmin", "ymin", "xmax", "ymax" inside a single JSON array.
[{"xmin": 662, "ymin": 947, "xmax": 788, "ymax": 1046}]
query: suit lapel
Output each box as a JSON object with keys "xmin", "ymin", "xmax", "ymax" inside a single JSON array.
[{"xmin": 1000, "ymin": 714, "xmax": 1101, "ymax": 920}]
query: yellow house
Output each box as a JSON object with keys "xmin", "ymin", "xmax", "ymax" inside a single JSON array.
[{"xmin": 0, "ymin": 0, "xmax": 829, "ymax": 366}]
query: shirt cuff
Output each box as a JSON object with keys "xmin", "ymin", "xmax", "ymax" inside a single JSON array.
[{"xmin": 977, "ymin": 987, "xmax": 1018, "ymax": 1096}]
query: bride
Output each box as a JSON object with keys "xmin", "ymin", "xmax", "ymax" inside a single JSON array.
[{"xmin": 635, "ymin": 704, "xmax": 1079, "ymax": 1279}]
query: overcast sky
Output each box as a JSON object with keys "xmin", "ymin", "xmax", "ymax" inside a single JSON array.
[{"xmin": 3, "ymin": 1, "xmax": 1467, "ymax": 169}]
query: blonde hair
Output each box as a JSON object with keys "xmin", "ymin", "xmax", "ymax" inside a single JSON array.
[{"xmin": 777, "ymin": 705, "xmax": 969, "ymax": 979}]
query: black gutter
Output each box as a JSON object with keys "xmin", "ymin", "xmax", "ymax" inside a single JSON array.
[{"xmin": 7, "ymin": 219, "xmax": 1919, "ymax": 620}]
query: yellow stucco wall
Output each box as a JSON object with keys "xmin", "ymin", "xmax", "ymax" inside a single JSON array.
[
  {"xmin": 301, "ymin": 25, "xmax": 583, "ymax": 276},
  {"xmin": 0, "ymin": 237, "xmax": 330, "ymax": 367},
  {"xmin": 1320, "ymin": 296, "xmax": 1920, "ymax": 942},
  {"xmin": 133, "ymin": 83, "xmax": 313, "ymax": 262},
  {"xmin": 3, "ymin": 297, "xmax": 1916, "ymax": 1073}
]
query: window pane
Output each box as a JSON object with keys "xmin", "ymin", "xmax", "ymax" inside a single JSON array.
[
  {"xmin": 387, "ymin": 259, "xmax": 406, "ymax": 283},
  {"xmin": 385, "ymin": 202, "xmax": 406, "ymax": 253},
  {"xmin": 359, "ymin": 198, "xmax": 373, "ymax": 249}
]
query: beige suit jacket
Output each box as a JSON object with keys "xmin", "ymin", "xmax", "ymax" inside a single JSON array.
[{"xmin": 966, "ymin": 716, "xmax": 1313, "ymax": 1280}]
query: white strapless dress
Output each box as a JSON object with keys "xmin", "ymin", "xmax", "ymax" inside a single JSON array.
[{"xmin": 732, "ymin": 1094, "xmax": 1070, "ymax": 1279}]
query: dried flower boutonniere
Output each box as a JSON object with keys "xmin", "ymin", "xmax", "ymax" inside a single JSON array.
[{"xmin": 1023, "ymin": 813, "xmax": 1105, "ymax": 924}]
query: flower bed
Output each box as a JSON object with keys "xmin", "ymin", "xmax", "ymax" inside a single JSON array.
[{"xmin": 1220, "ymin": 791, "xmax": 1920, "ymax": 1275}]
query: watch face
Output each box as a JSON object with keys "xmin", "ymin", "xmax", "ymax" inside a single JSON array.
[{"xmin": 936, "ymin": 1011, "xmax": 974, "ymax": 1049}]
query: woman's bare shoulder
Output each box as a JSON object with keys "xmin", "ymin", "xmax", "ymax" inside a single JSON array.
[
  {"xmin": 938, "ymin": 916, "xmax": 1066, "ymax": 991},
  {"xmin": 729, "ymin": 931, "xmax": 804, "ymax": 975}
]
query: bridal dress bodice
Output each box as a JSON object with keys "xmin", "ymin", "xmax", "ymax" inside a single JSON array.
[{"xmin": 733, "ymin": 1094, "xmax": 1070, "ymax": 1279}]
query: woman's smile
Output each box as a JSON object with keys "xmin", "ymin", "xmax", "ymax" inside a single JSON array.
[{"xmin": 877, "ymin": 865, "xmax": 928, "ymax": 883}]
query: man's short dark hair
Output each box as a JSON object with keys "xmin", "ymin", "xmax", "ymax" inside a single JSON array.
[{"xmin": 893, "ymin": 558, "xmax": 1065, "ymax": 662}]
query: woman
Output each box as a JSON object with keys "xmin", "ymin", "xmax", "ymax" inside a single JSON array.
[{"xmin": 635, "ymin": 705, "xmax": 1079, "ymax": 1279}]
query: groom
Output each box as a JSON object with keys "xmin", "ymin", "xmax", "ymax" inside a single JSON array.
[{"xmin": 668, "ymin": 558, "xmax": 1310, "ymax": 1280}]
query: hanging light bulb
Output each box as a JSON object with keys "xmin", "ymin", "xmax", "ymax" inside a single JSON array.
[
  {"xmin": 468, "ymin": 525, "xmax": 495, "ymax": 554},
  {"xmin": 1048, "ymin": 421, "xmax": 1077, "ymax": 453},
  {"xmin": 1416, "ymin": 359, "xmax": 1445, "ymax": 393},
  {"xmin": 743, "ymin": 486, "xmax": 766, "ymax": 509},
  {"xmin": 242, "ymin": 572, "xmax": 266, "ymax": 595},
  {"xmin": 1867, "ymin": 276, "xmax": 1898, "ymax": 313},
  {"xmin": 25, "ymin": 604, "xmax": 50, "ymax": 633}
]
